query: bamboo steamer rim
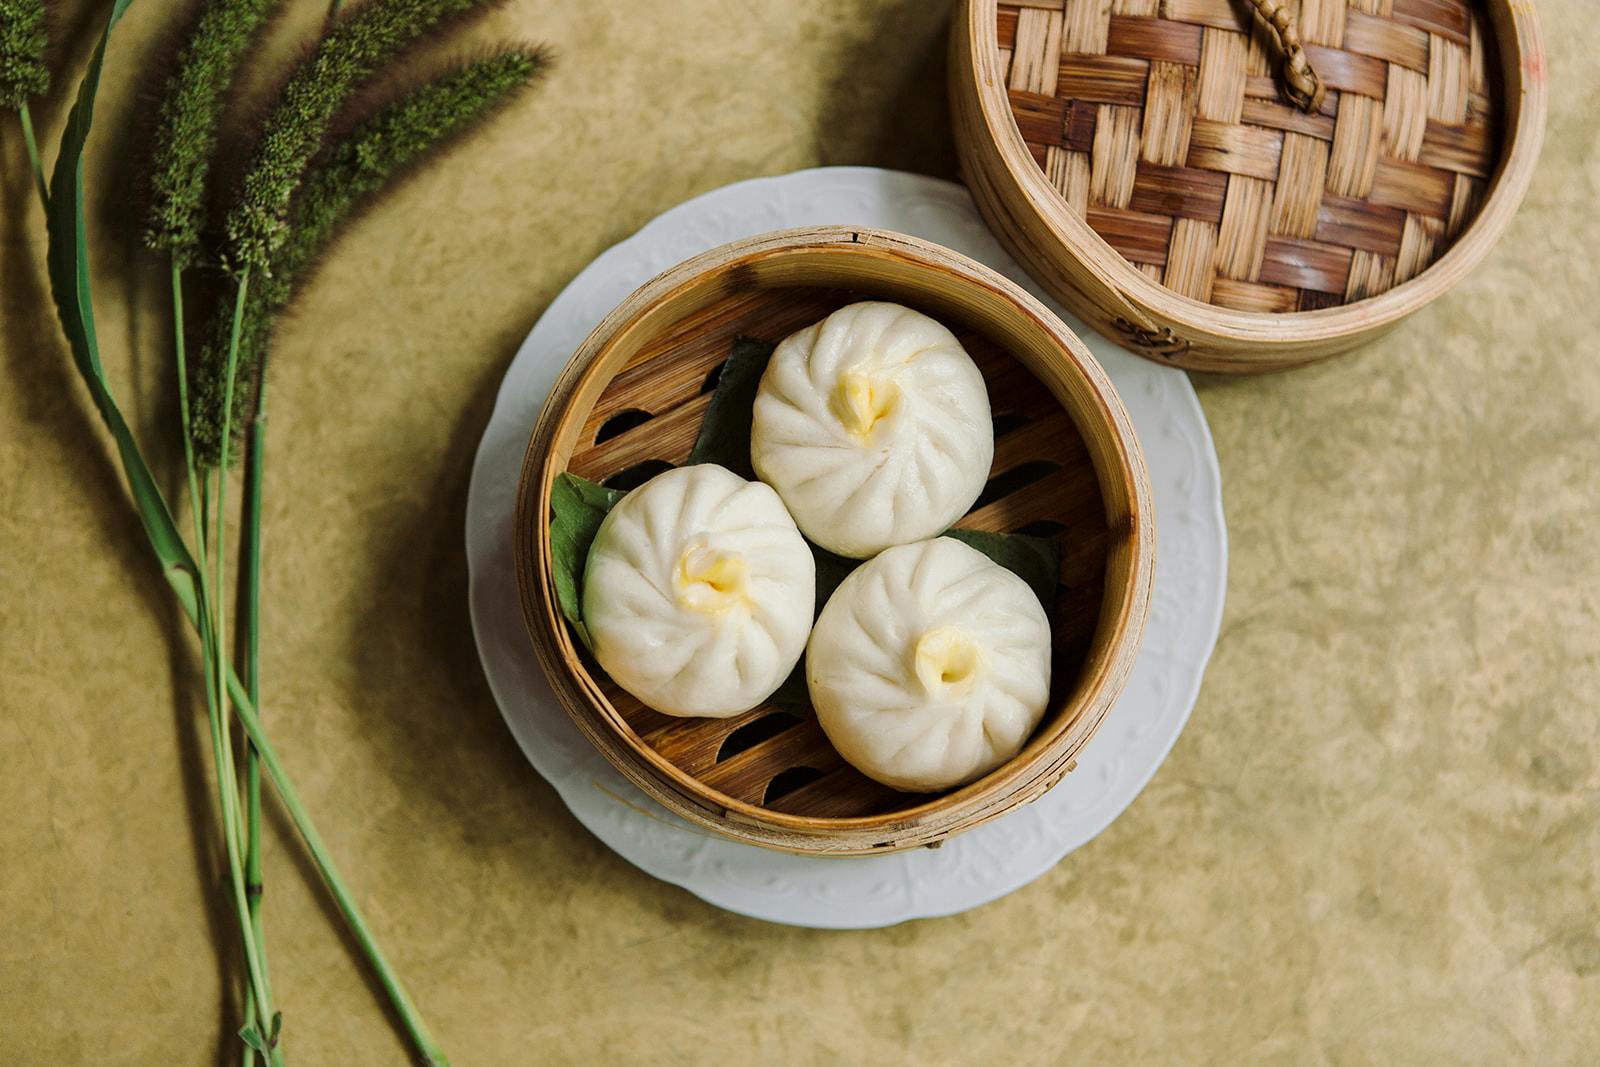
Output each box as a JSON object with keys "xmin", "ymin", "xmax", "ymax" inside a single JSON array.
[
  {"xmin": 956, "ymin": 0, "xmax": 1547, "ymax": 365},
  {"xmin": 514, "ymin": 226, "xmax": 1155, "ymax": 854}
]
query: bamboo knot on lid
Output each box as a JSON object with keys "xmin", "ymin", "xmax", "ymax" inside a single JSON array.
[{"xmin": 1248, "ymin": 0, "xmax": 1327, "ymax": 113}]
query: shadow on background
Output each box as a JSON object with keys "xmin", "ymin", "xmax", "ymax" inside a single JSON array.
[
  {"xmin": 816, "ymin": 0, "xmax": 962, "ymax": 179},
  {"xmin": 343, "ymin": 328, "xmax": 624, "ymax": 859}
]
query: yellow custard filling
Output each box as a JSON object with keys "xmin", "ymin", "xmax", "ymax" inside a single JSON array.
[
  {"xmin": 913, "ymin": 626, "xmax": 987, "ymax": 698},
  {"xmin": 674, "ymin": 540, "xmax": 750, "ymax": 614}
]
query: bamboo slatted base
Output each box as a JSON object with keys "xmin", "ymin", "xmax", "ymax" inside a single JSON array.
[
  {"xmin": 515, "ymin": 228, "xmax": 1155, "ymax": 854},
  {"xmin": 566, "ymin": 286, "xmax": 1107, "ymax": 819}
]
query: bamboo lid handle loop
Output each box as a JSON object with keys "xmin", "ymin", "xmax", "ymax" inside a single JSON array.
[{"xmin": 1246, "ymin": 0, "xmax": 1326, "ymax": 114}]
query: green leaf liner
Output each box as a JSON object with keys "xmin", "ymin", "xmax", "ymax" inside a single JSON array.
[
  {"xmin": 549, "ymin": 336, "xmax": 1064, "ymax": 687},
  {"xmin": 45, "ymin": 0, "xmax": 204, "ymax": 625},
  {"xmin": 685, "ymin": 336, "xmax": 773, "ymax": 478},
  {"xmin": 549, "ymin": 472, "xmax": 625, "ymax": 652}
]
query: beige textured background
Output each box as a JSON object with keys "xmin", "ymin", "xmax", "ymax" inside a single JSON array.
[{"xmin": 3, "ymin": 1, "xmax": 1596, "ymax": 1063}]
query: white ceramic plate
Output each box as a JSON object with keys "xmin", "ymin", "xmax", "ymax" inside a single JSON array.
[{"xmin": 466, "ymin": 167, "xmax": 1226, "ymax": 929}]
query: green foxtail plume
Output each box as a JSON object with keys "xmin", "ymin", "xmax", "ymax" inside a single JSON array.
[
  {"xmin": 223, "ymin": 0, "xmax": 499, "ymax": 273},
  {"xmin": 0, "ymin": 0, "xmax": 48, "ymax": 107},
  {"xmin": 145, "ymin": 0, "xmax": 280, "ymax": 265},
  {"xmin": 191, "ymin": 46, "xmax": 548, "ymax": 464}
]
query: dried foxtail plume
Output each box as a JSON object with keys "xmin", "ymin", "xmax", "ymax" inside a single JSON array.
[
  {"xmin": 222, "ymin": 0, "xmax": 500, "ymax": 274},
  {"xmin": 190, "ymin": 46, "xmax": 549, "ymax": 465},
  {"xmin": 145, "ymin": 0, "xmax": 281, "ymax": 266},
  {"xmin": 0, "ymin": 0, "xmax": 49, "ymax": 106}
]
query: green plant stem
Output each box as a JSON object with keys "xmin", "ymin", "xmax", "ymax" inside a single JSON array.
[
  {"xmin": 173, "ymin": 258, "xmax": 273, "ymax": 1065},
  {"xmin": 196, "ymin": 472, "xmax": 277, "ymax": 1066},
  {"xmin": 170, "ymin": 261, "xmax": 207, "ymax": 567},
  {"xmin": 210, "ymin": 270, "xmax": 280, "ymax": 1063},
  {"xmin": 201, "ymin": 476, "xmax": 212, "ymax": 557},
  {"xmin": 239, "ymin": 365, "xmax": 269, "ymax": 1067},
  {"xmin": 164, "ymin": 605, "xmax": 452, "ymax": 1066},
  {"xmin": 200, "ymin": 569, "xmax": 278, "ymax": 1067},
  {"xmin": 218, "ymin": 662, "xmax": 450, "ymax": 1067},
  {"xmin": 18, "ymin": 101, "xmax": 48, "ymax": 211},
  {"xmin": 242, "ymin": 377, "xmax": 267, "ymax": 918},
  {"xmin": 48, "ymin": 9, "xmax": 433, "ymax": 1058},
  {"xmin": 162, "ymin": 341, "xmax": 450, "ymax": 1067},
  {"xmin": 211, "ymin": 272, "xmax": 249, "ymax": 784},
  {"xmin": 327, "ymin": 0, "xmax": 343, "ymax": 23}
]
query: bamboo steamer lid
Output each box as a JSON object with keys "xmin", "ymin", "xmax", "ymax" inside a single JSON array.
[{"xmin": 950, "ymin": 0, "xmax": 1547, "ymax": 372}]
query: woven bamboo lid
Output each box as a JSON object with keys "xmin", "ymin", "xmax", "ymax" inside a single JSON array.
[
  {"xmin": 951, "ymin": 0, "xmax": 1546, "ymax": 371},
  {"xmin": 1002, "ymin": 0, "xmax": 1503, "ymax": 311}
]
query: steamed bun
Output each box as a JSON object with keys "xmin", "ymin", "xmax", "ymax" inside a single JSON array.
[
  {"xmin": 806, "ymin": 537, "xmax": 1051, "ymax": 792},
  {"xmin": 582, "ymin": 464, "xmax": 815, "ymax": 717},
  {"xmin": 750, "ymin": 301, "xmax": 993, "ymax": 559}
]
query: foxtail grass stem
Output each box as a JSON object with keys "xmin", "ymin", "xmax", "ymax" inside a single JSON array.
[
  {"xmin": 167, "ymin": 574, "xmax": 453, "ymax": 1065},
  {"xmin": 213, "ymin": 271, "xmax": 250, "ymax": 751},
  {"xmin": 154, "ymin": 259, "xmax": 452, "ymax": 1067},
  {"xmin": 217, "ymin": 659, "xmax": 450, "ymax": 1066},
  {"xmin": 212, "ymin": 272, "xmax": 249, "ymax": 789},
  {"xmin": 239, "ymin": 364, "xmax": 269, "ymax": 1067},
  {"xmin": 201, "ymin": 572, "xmax": 277, "ymax": 1066},
  {"xmin": 242, "ymin": 378, "xmax": 267, "ymax": 907},
  {"xmin": 211, "ymin": 269, "xmax": 280, "ymax": 1063},
  {"xmin": 161, "ymin": 80, "xmax": 451, "ymax": 1067},
  {"xmin": 18, "ymin": 102, "xmax": 48, "ymax": 210},
  {"xmin": 177, "ymin": 261, "xmax": 275, "ymax": 1063},
  {"xmin": 170, "ymin": 261, "xmax": 206, "ymax": 567}
]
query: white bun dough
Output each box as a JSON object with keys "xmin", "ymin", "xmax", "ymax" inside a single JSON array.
[
  {"xmin": 806, "ymin": 537, "xmax": 1051, "ymax": 792},
  {"xmin": 750, "ymin": 301, "xmax": 994, "ymax": 559},
  {"xmin": 582, "ymin": 464, "xmax": 815, "ymax": 718}
]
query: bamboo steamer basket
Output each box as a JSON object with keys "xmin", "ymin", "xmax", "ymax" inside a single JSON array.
[
  {"xmin": 515, "ymin": 226, "xmax": 1154, "ymax": 855},
  {"xmin": 951, "ymin": 0, "xmax": 1546, "ymax": 372}
]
